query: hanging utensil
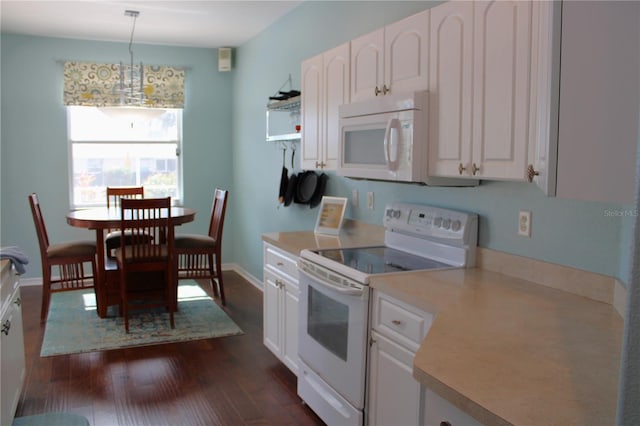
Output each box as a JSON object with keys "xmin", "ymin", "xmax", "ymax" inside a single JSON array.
[{"xmin": 278, "ymin": 145, "xmax": 288, "ymax": 204}]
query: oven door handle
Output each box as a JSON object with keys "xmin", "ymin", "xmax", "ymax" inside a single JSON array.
[{"xmin": 298, "ymin": 264, "xmax": 364, "ymax": 296}]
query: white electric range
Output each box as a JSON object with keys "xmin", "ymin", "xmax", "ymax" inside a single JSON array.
[{"xmin": 296, "ymin": 203, "xmax": 478, "ymax": 426}]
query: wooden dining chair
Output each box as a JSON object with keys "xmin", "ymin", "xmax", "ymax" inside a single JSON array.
[
  {"xmin": 105, "ymin": 186, "xmax": 145, "ymax": 259},
  {"xmin": 175, "ymin": 188, "xmax": 229, "ymax": 305},
  {"xmin": 115, "ymin": 197, "xmax": 175, "ymax": 333},
  {"xmin": 28, "ymin": 193, "xmax": 98, "ymax": 323}
]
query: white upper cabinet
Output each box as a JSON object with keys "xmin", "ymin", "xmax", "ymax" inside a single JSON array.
[
  {"xmin": 301, "ymin": 43, "xmax": 350, "ymax": 170},
  {"xmin": 429, "ymin": 0, "xmax": 559, "ymax": 186},
  {"xmin": 471, "ymin": 0, "xmax": 534, "ymax": 180},
  {"xmin": 351, "ymin": 10, "xmax": 429, "ymax": 103},
  {"xmin": 428, "ymin": 1, "xmax": 473, "ymax": 178}
]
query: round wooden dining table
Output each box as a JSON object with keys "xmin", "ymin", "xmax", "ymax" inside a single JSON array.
[{"xmin": 67, "ymin": 206, "xmax": 196, "ymax": 317}]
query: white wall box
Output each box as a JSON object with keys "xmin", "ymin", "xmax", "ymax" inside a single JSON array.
[
  {"xmin": 367, "ymin": 290, "xmax": 433, "ymax": 425},
  {"xmin": 301, "ymin": 42, "xmax": 350, "ymax": 171},
  {"xmin": 555, "ymin": 1, "xmax": 639, "ymax": 204},
  {"xmin": 1, "ymin": 263, "xmax": 26, "ymax": 426},
  {"xmin": 350, "ymin": 10, "xmax": 429, "ymax": 103},
  {"xmin": 262, "ymin": 243, "xmax": 299, "ymax": 375},
  {"xmin": 428, "ymin": 0, "xmax": 560, "ymax": 190}
]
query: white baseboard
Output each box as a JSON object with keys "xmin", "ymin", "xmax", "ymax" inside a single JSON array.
[
  {"xmin": 19, "ymin": 264, "xmax": 263, "ymax": 292},
  {"xmin": 222, "ymin": 262, "xmax": 263, "ymax": 291}
]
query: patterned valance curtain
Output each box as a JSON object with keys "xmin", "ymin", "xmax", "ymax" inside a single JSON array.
[{"xmin": 63, "ymin": 61, "xmax": 185, "ymax": 108}]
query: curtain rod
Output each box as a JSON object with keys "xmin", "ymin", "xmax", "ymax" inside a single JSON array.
[{"xmin": 54, "ymin": 59, "xmax": 192, "ymax": 71}]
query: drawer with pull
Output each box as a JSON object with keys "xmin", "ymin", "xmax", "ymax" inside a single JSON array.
[
  {"xmin": 264, "ymin": 243, "xmax": 299, "ymax": 281},
  {"xmin": 371, "ymin": 290, "xmax": 433, "ymax": 352}
]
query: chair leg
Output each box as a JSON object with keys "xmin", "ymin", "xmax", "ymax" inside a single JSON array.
[
  {"xmin": 206, "ymin": 254, "xmax": 219, "ymax": 299},
  {"xmin": 120, "ymin": 267, "xmax": 129, "ymax": 333},
  {"xmin": 40, "ymin": 267, "xmax": 52, "ymax": 323},
  {"xmin": 215, "ymin": 252, "xmax": 225, "ymax": 306}
]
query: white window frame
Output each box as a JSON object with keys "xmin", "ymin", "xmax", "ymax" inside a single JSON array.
[{"xmin": 66, "ymin": 107, "xmax": 184, "ymax": 209}]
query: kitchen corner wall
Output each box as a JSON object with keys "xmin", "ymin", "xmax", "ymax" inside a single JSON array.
[{"xmin": 231, "ymin": 0, "xmax": 629, "ymax": 283}]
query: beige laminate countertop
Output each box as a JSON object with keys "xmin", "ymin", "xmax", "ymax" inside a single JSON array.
[
  {"xmin": 262, "ymin": 228, "xmax": 623, "ymax": 426},
  {"xmin": 372, "ymin": 269, "xmax": 623, "ymax": 426}
]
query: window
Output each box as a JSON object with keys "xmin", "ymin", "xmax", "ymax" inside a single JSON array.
[{"xmin": 68, "ymin": 106, "xmax": 182, "ymax": 208}]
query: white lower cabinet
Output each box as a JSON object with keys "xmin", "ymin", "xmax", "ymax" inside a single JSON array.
[
  {"xmin": 367, "ymin": 290, "xmax": 432, "ymax": 426},
  {"xmin": 1, "ymin": 264, "xmax": 26, "ymax": 426},
  {"xmin": 263, "ymin": 243, "xmax": 299, "ymax": 376},
  {"xmin": 367, "ymin": 290, "xmax": 482, "ymax": 426},
  {"xmin": 422, "ymin": 389, "xmax": 482, "ymax": 426}
]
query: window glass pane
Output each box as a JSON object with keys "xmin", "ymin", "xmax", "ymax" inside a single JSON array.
[
  {"xmin": 68, "ymin": 106, "xmax": 182, "ymax": 208},
  {"xmin": 68, "ymin": 106, "xmax": 179, "ymax": 142}
]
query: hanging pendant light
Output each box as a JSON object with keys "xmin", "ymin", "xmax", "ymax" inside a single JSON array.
[
  {"xmin": 101, "ymin": 9, "xmax": 165, "ymax": 120},
  {"xmin": 121, "ymin": 9, "xmax": 144, "ymax": 106}
]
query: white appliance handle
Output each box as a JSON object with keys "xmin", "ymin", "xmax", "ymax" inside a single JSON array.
[
  {"xmin": 383, "ymin": 118, "xmax": 401, "ymax": 171},
  {"xmin": 298, "ymin": 262, "xmax": 364, "ymax": 296},
  {"xmin": 302, "ymin": 368, "xmax": 352, "ymax": 419}
]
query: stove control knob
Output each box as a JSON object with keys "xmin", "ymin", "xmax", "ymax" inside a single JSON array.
[
  {"xmin": 434, "ymin": 217, "xmax": 443, "ymax": 227},
  {"xmin": 393, "ymin": 210, "xmax": 401, "ymax": 218},
  {"xmin": 386, "ymin": 209, "xmax": 394, "ymax": 218},
  {"xmin": 442, "ymin": 218, "xmax": 452, "ymax": 230},
  {"xmin": 451, "ymin": 220, "xmax": 462, "ymax": 232}
]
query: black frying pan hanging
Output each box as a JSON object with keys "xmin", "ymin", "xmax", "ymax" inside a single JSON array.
[
  {"xmin": 309, "ymin": 173, "xmax": 328, "ymax": 208},
  {"xmin": 284, "ymin": 173, "xmax": 298, "ymax": 206},
  {"xmin": 278, "ymin": 147, "xmax": 288, "ymax": 204},
  {"xmin": 295, "ymin": 170, "xmax": 318, "ymax": 204}
]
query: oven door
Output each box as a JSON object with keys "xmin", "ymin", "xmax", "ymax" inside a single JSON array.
[{"xmin": 297, "ymin": 260, "xmax": 369, "ymax": 411}]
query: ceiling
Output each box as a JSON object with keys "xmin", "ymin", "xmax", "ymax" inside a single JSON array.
[{"xmin": 0, "ymin": 1, "xmax": 303, "ymax": 48}]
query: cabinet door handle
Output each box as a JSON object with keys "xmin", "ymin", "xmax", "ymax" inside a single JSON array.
[
  {"xmin": 440, "ymin": 422, "xmax": 452, "ymax": 426},
  {"xmin": 472, "ymin": 163, "xmax": 480, "ymax": 176},
  {"xmin": 275, "ymin": 279, "xmax": 284, "ymax": 288},
  {"xmin": 382, "ymin": 84, "xmax": 390, "ymax": 95},
  {"xmin": 527, "ymin": 164, "xmax": 540, "ymax": 182},
  {"xmin": 14, "ymin": 297, "xmax": 21, "ymax": 307},
  {"xmin": 277, "ymin": 262, "xmax": 284, "ymax": 266},
  {"xmin": 374, "ymin": 86, "xmax": 382, "ymax": 96},
  {"xmin": 458, "ymin": 163, "xmax": 466, "ymax": 175},
  {"xmin": 391, "ymin": 319, "xmax": 403, "ymax": 326},
  {"xmin": 1, "ymin": 319, "xmax": 10, "ymax": 336}
]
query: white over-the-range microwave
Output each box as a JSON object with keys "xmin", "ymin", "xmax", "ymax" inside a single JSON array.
[{"xmin": 337, "ymin": 90, "xmax": 476, "ymax": 186}]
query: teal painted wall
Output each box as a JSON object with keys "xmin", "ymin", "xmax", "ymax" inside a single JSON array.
[
  {"xmin": 0, "ymin": 34, "xmax": 233, "ymax": 278},
  {"xmin": 231, "ymin": 0, "xmax": 626, "ymax": 282},
  {"xmin": 0, "ymin": 1, "xmax": 629, "ymax": 286}
]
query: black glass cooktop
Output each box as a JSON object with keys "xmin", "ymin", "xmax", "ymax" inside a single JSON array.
[{"xmin": 315, "ymin": 246, "xmax": 452, "ymax": 274}]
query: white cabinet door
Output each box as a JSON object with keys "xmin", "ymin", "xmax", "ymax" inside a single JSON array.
[
  {"xmin": 263, "ymin": 243, "xmax": 300, "ymax": 376},
  {"xmin": 368, "ymin": 330, "xmax": 422, "ymax": 426},
  {"xmin": 471, "ymin": 0, "xmax": 533, "ymax": 180},
  {"xmin": 351, "ymin": 11, "xmax": 429, "ymax": 104},
  {"xmin": 350, "ymin": 28, "xmax": 384, "ymax": 103},
  {"xmin": 385, "ymin": 9, "xmax": 430, "ymax": 98},
  {"xmin": 428, "ymin": 1, "xmax": 474, "ymax": 178},
  {"xmin": 263, "ymin": 268, "xmax": 282, "ymax": 357},
  {"xmin": 322, "ymin": 43, "xmax": 350, "ymax": 170},
  {"xmin": 302, "ymin": 43, "xmax": 349, "ymax": 171},
  {"xmin": 301, "ymin": 54, "xmax": 323, "ymax": 170},
  {"xmin": 1, "ymin": 287, "xmax": 25, "ymax": 426},
  {"xmin": 282, "ymin": 282, "xmax": 299, "ymax": 375},
  {"xmin": 423, "ymin": 388, "xmax": 483, "ymax": 426}
]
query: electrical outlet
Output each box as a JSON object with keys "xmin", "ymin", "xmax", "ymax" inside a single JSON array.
[
  {"xmin": 352, "ymin": 190, "xmax": 358, "ymax": 207},
  {"xmin": 367, "ymin": 192, "xmax": 374, "ymax": 210},
  {"xmin": 518, "ymin": 210, "xmax": 531, "ymax": 237}
]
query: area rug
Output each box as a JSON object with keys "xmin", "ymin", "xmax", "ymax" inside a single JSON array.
[{"xmin": 41, "ymin": 280, "xmax": 243, "ymax": 357}]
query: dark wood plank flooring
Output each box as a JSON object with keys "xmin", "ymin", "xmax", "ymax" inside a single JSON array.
[{"xmin": 15, "ymin": 272, "xmax": 324, "ymax": 426}]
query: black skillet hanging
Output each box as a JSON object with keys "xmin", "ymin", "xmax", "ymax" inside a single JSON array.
[
  {"xmin": 278, "ymin": 146, "xmax": 288, "ymax": 204},
  {"xmin": 309, "ymin": 173, "xmax": 328, "ymax": 208},
  {"xmin": 295, "ymin": 170, "xmax": 318, "ymax": 204}
]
